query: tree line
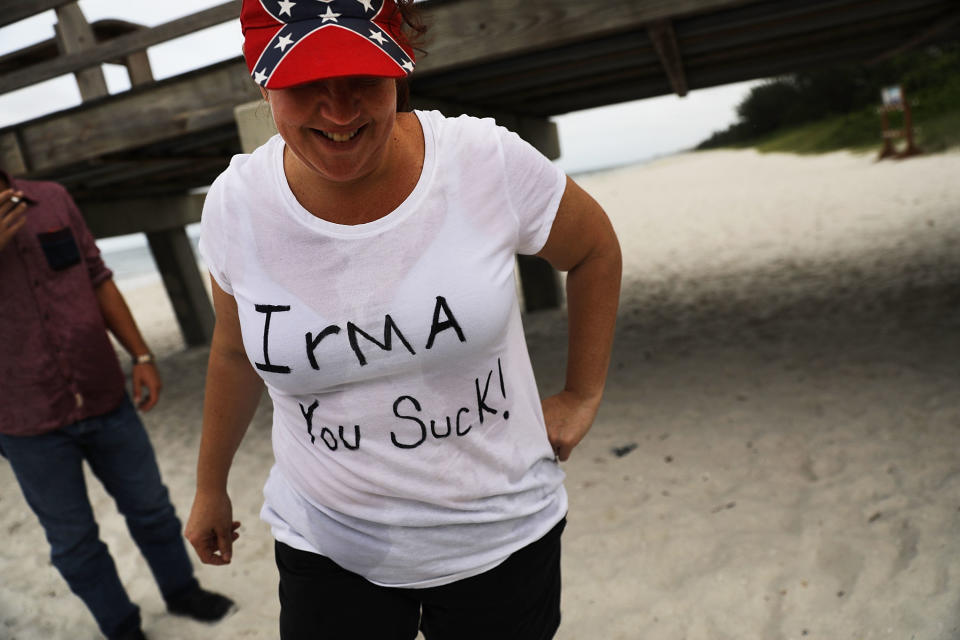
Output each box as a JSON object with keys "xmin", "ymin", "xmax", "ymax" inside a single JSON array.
[{"xmin": 697, "ymin": 43, "xmax": 960, "ymax": 149}]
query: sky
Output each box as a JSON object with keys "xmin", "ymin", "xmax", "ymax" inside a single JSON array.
[{"xmin": 0, "ymin": 0, "xmax": 761, "ymax": 177}]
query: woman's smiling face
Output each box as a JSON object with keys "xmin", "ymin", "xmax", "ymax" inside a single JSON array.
[{"xmin": 264, "ymin": 76, "xmax": 399, "ymax": 187}]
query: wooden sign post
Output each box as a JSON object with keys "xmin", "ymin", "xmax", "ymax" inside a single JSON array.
[{"xmin": 878, "ymin": 85, "xmax": 920, "ymax": 159}]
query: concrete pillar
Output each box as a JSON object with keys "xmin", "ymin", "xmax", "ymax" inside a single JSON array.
[
  {"xmin": 509, "ymin": 118, "xmax": 564, "ymax": 313},
  {"xmin": 233, "ymin": 99, "xmax": 563, "ymax": 312},
  {"xmin": 60, "ymin": 26, "xmax": 215, "ymax": 348},
  {"xmin": 517, "ymin": 254, "xmax": 563, "ymax": 311},
  {"xmin": 413, "ymin": 97, "xmax": 567, "ymax": 312},
  {"xmin": 146, "ymin": 227, "xmax": 214, "ymax": 346},
  {"xmin": 84, "ymin": 194, "xmax": 213, "ymax": 347},
  {"xmin": 235, "ymin": 100, "xmax": 277, "ymax": 152}
]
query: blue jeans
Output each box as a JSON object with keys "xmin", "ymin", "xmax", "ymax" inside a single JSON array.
[{"xmin": 0, "ymin": 395, "xmax": 197, "ymax": 639}]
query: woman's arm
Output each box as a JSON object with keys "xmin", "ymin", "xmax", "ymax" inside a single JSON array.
[
  {"xmin": 535, "ymin": 176, "xmax": 622, "ymax": 461},
  {"xmin": 185, "ymin": 275, "xmax": 264, "ymax": 565}
]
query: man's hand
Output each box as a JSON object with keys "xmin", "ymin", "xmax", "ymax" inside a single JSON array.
[
  {"xmin": 0, "ymin": 189, "xmax": 27, "ymax": 252},
  {"xmin": 132, "ymin": 362, "xmax": 162, "ymax": 411}
]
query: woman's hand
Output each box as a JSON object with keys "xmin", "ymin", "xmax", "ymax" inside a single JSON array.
[
  {"xmin": 542, "ymin": 390, "xmax": 601, "ymax": 461},
  {"xmin": 185, "ymin": 490, "xmax": 241, "ymax": 566},
  {"xmin": 185, "ymin": 277, "xmax": 261, "ymax": 567}
]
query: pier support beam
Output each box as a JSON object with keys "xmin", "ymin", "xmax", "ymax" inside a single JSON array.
[
  {"xmin": 234, "ymin": 98, "xmax": 564, "ymax": 312},
  {"xmin": 146, "ymin": 227, "xmax": 214, "ymax": 346},
  {"xmin": 409, "ymin": 97, "xmax": 564, "ymax": 312},
  {"xmin": 83, "ymin": 194, "xmax": 213, "ymax": 347},
  {"xmin": 648, "ymin": 19, "xmax": 689, "ymax": 97},
  {"xmin": 517, "ymin": 254, "xmax": 563, "ymax": 311},
  {"xmin": 503, "ymin": 115, "xmax": 564, "ymax": 313}
]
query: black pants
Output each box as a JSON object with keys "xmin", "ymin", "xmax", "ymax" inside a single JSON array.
[{"xmin": 275, "ymin": 518, "xmax": 565, "ymax": 640}]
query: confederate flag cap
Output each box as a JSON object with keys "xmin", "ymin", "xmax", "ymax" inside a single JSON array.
[{"xmin": 241, "ymin": 0, "xmax": 416, "ymax": 89}]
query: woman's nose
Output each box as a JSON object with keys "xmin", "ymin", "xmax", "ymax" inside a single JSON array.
[{"xmin": 318, "ymin": 79, "xmax": 359, "ymax": 123}]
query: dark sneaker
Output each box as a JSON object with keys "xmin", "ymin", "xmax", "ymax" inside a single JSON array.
[
  {"xmin": 167, "ymin": 586, "xmax": 236, "ymax": 623},
  {"xmin": 109, "ymin": 611, "xmax": 146, "ymax": 640}
]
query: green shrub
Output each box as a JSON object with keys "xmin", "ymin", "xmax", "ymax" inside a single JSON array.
[{"xmin": 698, "ymin": 43, "xmax": 960, "ymax": 153}]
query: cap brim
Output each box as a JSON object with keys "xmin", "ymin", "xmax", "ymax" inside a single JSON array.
[{"xmin": 245, "ymin": 21, "xmax": 412, "ymax": 89}]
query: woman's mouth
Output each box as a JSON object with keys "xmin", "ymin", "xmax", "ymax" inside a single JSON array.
[{"xmin": 313, "ymin": 126, "xmax": 362, "ymax": 143}]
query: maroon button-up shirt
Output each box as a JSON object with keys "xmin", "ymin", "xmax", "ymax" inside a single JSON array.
[{"xmin": 0, "ymin": 172, "xmax": 126, "ymax": 436}]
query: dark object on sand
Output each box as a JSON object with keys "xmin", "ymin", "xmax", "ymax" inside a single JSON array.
[{"xmin": 612, "ymin": 443, "xmax": 638, "ymax": 458}]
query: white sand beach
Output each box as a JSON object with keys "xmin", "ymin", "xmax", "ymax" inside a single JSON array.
[{"xmin": 2, "ymin": 148, "xmax": 959, "ymax": 639}]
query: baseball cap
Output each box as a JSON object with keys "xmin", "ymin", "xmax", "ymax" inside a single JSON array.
[{"xmin": 241, "ymin": 0, "xmax": 416, "ymax": 89}]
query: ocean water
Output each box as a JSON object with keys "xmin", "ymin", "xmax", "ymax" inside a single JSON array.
[{"xmin": 98, "ymin": 223, "xmax": 201, "ymax": 289}]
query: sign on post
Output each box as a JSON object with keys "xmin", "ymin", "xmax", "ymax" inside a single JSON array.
[{"xmin": 878, "ymin": 84, "xmax": 920, "ymax": 159}]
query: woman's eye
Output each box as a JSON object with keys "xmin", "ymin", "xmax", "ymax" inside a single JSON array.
[{"xmin": 354, "ymin": 77, "xmax": 384, "ymax": 88}]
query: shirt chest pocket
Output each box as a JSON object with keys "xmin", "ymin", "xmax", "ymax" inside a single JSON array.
[{"xmin": 37, "ymin": 228, "xmax": 81, "ymax": 271}]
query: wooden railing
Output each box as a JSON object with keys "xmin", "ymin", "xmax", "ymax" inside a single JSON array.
[
  {"xmin": 2, "ymin": 0, "xmax": 763, "ymax": 100},
  {"xmin": 0, "ymin": 1, "xmax": 240, "ymax": 97}
]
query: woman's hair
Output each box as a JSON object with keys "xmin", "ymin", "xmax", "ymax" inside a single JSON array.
[
  {"xmin": 395, "ymin": 0, "xmax": 428, "ymax": 51},
  {"xmin": 394, "ymin": 0, "xmax": 428, "ymax": 112}
]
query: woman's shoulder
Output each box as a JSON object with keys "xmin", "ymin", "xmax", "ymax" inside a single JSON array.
[
  {"xmin": 208, "ymin": 134, "xmax": 282, "ymax": 196},
  {"xmin": 413, "ymin": 109, "xmax": 507, "ymax": 162},
  {"xmin": 230, "ymin": 134, "xmax": 282, "ymax": 176},
  {"xmin": 415, "ymin": 109, "xmax": 500, "ymax": 135}
]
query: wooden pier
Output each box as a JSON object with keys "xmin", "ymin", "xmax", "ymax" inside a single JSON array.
[{"xmin": 2, "ymin": 0, "xmax": 957, "ymax": 344}]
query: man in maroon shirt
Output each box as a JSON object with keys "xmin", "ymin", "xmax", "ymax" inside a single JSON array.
[{"xmin": 0, "ymin": 172, "xmax": 234, "ymax": 640}]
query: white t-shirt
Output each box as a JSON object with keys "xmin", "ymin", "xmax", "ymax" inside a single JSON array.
[{"xmin": 199, "ymin": 110, "xmax": 568, "ymax": 587}]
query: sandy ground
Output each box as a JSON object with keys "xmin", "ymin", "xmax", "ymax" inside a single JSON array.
[{"xmin": 1, "ymin": 148, "xmax": 959, "ymax": 639}]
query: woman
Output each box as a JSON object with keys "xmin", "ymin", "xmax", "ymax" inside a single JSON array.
[{"xmin": 185, "ymin": 0, "xmax": 621, "ymax": 638}]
